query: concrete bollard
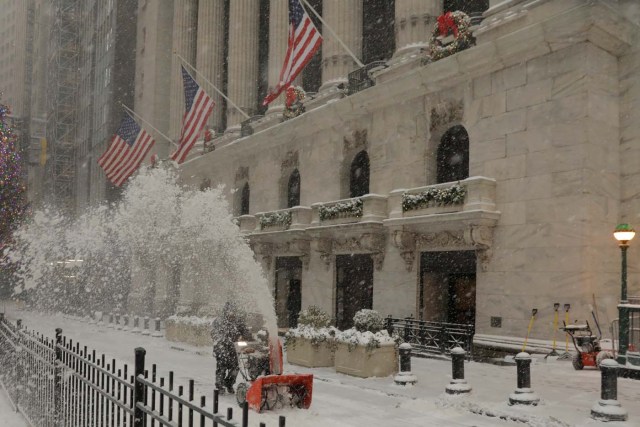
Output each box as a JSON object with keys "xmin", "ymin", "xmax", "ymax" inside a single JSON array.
[
  {"xmin": 131, "ymin": 316, "xmax": 140, "ymax": 333},
  {"xmin": 115, "ymin": 314, "xmax": 122, "ymax": 330},
  {"xmin": 122, "ymin": 314, "xmax": 129, "ymax": 331},
  {"xmin": 141, "ymin": 316, "xmax": 150, "ymax": 336},
  {"xmin": 445, "ymin": 346, "xmax": 471, "ymax": 394},
  {"xmin": 508, "ymin": 352, "xmax": 539, "ymax": 405},
  {"xmin": 394, "ymin": 343, "xmax": 417, "ymax": 385},
  {"xmin": 591, "ymin": 359, "xmax": 628, "ymax": 421},
  {"xmin": 151, "ymin": 318, "xmax": 163, "ymax": 338}
]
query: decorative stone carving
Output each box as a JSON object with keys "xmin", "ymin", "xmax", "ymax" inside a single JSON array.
[
  {"xmin": 235, "ymin": 166, "xmax": 249, "ymax": 182},
  {"xmin": 416, "ymin": 230, "xmax": 467, "ymax": 249},
  {"xmin": 465, "ymin": 225, "xmax": 493, "ymax": 248},
  {"xmin": 281, "ymin": 150, "xmax": 299, "ymax": 170},
  {"xmin": 313, "ymin": 238, "xmax": 333, "ymax": 270},
  {"xmin": 430, "ymin": 99, "xmax": 464, "ymax": 131},
  {"xmin": 392, "ymin": 231, "xmax": 417, "ymax": 272},
  {"xmin": 250, "ymin": 242, "xmax": 274, "ymax": 271},
  {"xmin": 476, "ymin": 248, "xmax": 492, "ymax": 272},
  {"xmin": 343, "ymin": 129, "xmax": 368, "ymax": 155},
  {"xmin": 273, "ymin": 239, "xmax": 311, "ymax": 270}
]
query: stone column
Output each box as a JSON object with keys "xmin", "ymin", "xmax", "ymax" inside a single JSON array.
[
  {"xmin": 265, "ymin": 0, "xmax": 289, "ymax": 118},
  {"xmin": 170, "ymin": 0, "xmax": 198, "ymax": 140},
  {"xmin": 319, "ymin": 0, "xmax": 363, "ymax": 92},
  {"xmin": 394, "ymin": 0, "xmax": 442, "ymax": 59},
  {"xmin": 196, "ymin": 0, "xmax": 226, "ymax": 132},
  {"xmin": 226, "ymin": 0, "xmax": 260, "ymax": 132}
]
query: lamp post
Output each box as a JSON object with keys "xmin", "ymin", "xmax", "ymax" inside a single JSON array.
[{"xmin": 613, "ymin": 223, "xmax": 635, "ymax": 365}]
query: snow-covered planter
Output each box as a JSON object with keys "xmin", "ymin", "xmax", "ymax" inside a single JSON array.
[
  {"xmin": 402, "ymin": 184, "xmax": 466, "ymax": 212},
  {"xmin": 285, "ymin": 306, "xmax": 337, "ymax": 367},
  {"xmin": 258, "ymin": 211, "xmax": 292, "ymax": 230},
  {"xmin": 334, "ymin": 309, "xmax": 399, "ymax": 378},
  {"xmin": 165, "ymin": 315, "xmax": 215, "ymax": 347},
  {"xmin": 319, "ymin": 198, "xmax": 363, "ymax": 221}
]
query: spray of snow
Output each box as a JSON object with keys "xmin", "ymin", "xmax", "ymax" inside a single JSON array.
[{"xmin": 6, "ymin": 165, "xmax": 277, "ymax": 342}]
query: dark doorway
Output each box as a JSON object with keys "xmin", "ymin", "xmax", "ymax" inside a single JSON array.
[
  {"xmin": 349, "ymin": 150, "xmax": 370, "ymax": 197},
  {"xmin": 336, "ymin": 254, "xmax": 374, "ymax": 329},
  {"xmin": 275, "ymin": 257, "xmax": 302, "ymax": 328},
  {"xmin": 419, "ymin": 251, "xmax": 476, "ymax": 326},
  {"xmin": 287, "ymin": 169, "xmax": 300, "ymax": 208},
  {"xmin": 436, "ymin": 125, "xmax": 469, "ymax": 184}
]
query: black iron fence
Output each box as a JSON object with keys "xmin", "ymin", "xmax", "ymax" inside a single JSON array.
[
  {"xmin": 385, "ymin": 316, "xmax": 474, "ymax": 359},
  {"xmin": 0, "ymin": 314, "xmax": 286, "ymax": 426}
]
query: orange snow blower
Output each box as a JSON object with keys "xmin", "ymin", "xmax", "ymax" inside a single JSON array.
[{"xmin": 234, "ymin": 337, "xmax": 313, "ymax": 412}]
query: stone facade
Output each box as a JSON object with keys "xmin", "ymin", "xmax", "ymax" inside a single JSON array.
[{"xmin": 134, "ymin": 0, "xmax": 640, "ymax": 351}]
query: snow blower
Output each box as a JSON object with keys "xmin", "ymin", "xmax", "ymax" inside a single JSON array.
[
  {"xmin": 234, "ymin": 336, "xmax": 313, "ymax": 412},
  {"xmin": 561, "ymin": 320, "xmax": 614, "ymax": 370}
]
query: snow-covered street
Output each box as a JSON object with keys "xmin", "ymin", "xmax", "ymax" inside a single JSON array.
[
  {"xmin": 3, "ymin": 307, "xmax": 639, "ymax": 427},
  {"xmin": 0, "ymin": 387, "xmax": 27, "ymax": 427}
]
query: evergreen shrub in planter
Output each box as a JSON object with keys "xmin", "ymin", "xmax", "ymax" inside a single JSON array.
[
  {"xmin": 334, "ymin": 309, "xmax": 399, "ymax": 378},
  {"xmin": 285, "ymin": 306, "xmax": 338, "ymax": 367}
]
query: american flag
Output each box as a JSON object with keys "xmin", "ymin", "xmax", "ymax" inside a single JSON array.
[
  {"xmin": 97, "ymin": 113, "xmax": 156, "ymax": 187},
  {"xmin": 262, "ymin": 0, "xmax": 322, "ymax": 106},
  {"xmin": 171, "ymin": 66, "xmax": 215, "ymax": 164}
]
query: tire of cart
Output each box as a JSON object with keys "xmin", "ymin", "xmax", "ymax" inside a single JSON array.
[
  {"xmin": 572, "ymin": 353, "xmax": 584, "ymax": 370},
  {"xmin": 236, "ymin": 382, "xmax": 248, "ymax": 407}
]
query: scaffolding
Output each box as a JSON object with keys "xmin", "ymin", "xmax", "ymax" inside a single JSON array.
[{"xmin": 45, "ymin": 0, "xmax": 80, "ymax": 215}]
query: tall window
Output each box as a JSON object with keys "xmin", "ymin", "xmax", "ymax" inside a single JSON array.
[
  {"xmin": 350, "ymin": 150, "xmax": 370, "ymax": 197},
  {"xmin": 287, "ymin": 169, "xmax": 301, "ymax": 208},
  {"xmin": 240, "ymin": 182, "xmax": 250, "ymax": 215},
  {"xmin": 363, "ymin": 0, "xmax": 395, "ymax": 63},
  {"xmin": 437, "ymin": 125, "xmax": 469, "ymax": 184},
  {"xmin": 302, "ymin": 0, "xmax": 322, "ymax": 93}
]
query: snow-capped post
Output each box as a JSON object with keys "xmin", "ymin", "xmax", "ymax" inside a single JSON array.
[
  {"xmin": 115, "ymin": 314, "xmax": 121, "ymax": 330},
  {"xmin": 54, "ymin": 328, "xmax": 62, "ymax": 424},
  {"xmin": 133, "ymin": 347, "xmax": 146, "ymax": 427},
  {"xmin": 141, "ymin": 316, "xmax": 150, "ymax": 336},
  {"xmin": 108, "ymin": 313, "xmax": 114, "ymax": 328},
  {"xmin": 213, "ymin": 388, "xmax": 219, "ymax": 426},
  {"xmin": 279, "ymin": 414, "xmax": 286, "ymax": 426},
  {"xmin": 445, "ymin": 346, "xmax": 471, "ymax": 394},
  {"xmin": 394, "ymin": 343, "xmax": 417, "ymax": 385},
  {"xmin": 132, "ymin": 316, "xmax": 140, "ymax": 333},
  {"xmin": 152, "ymin": 318, "xmax": 163, "ymax": 337},
  {"xmin": 122, "ymin": 314, "xmax": 129, "ymax": 331},
  {"xmin": 591, "ymin": 359, "xmax": 628, "ymax": 421},
  {"xmin": 242, "ymin": 401, "xmax": 249, "ymax": 427},
  {"xmin": 508, "ymin": 352, "xmax": 539, "ymax": 405}
]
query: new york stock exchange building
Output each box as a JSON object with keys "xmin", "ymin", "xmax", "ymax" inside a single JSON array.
[{"xmin": 147, "ymin": 0, "xmax": 640, "ymax": 355}]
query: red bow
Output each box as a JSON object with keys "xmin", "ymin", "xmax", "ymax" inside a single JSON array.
[
  {"xmin": 437, "ymin": 12, "xmax": 458, "ymax": 38},
  {"xmin": 285, "ymin": 86, "xmax": 297, "ymax": 108}
]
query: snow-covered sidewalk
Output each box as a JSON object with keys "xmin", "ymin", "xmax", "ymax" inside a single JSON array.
[
  {"xmin": 5, "ymin": 308, "xmax": 639, "ymax": 427},
  {"xmin": 0, "ymin": 388, "xmax": 28, "ymax": 427}
]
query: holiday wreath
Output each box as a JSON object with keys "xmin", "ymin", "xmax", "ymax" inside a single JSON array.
[{"xmin": 429, "ymin": 11, "xmax": 473, "ymax": 61}]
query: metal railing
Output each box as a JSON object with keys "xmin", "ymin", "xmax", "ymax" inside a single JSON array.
[
  {"xmin": 385, "ymin": 316, "xmax": 474, "ymax": 359},
  {"xmin": 347, "ymin": 61, "xmax": 387, "ymax": 95},
  {"xmin": 0, "ymin": 314, "xmax": 286, "ymax": 426}
]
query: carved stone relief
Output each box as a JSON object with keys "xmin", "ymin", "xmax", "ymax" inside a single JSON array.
[
  {"xmin": 343, "ymin": 129, "xmax": 368, "ymax": 155},
  {"xmin": 430, "ymin": 99, "xmax": 464, "ymax": 132},
  {"xmin": 314, "ymin": 233, "xmax": 386, "ymax": 271},
  {"xmin": 235, "ymin": 166, "xmax": 249, "ymax": 183},
  {"xmin": 281, "ymin": 150, "xmax": 299, "ymax": 170}
]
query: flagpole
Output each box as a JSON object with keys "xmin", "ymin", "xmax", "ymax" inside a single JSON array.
[
  {"xmin": 173, "ymin": 52, "xmax": 251, "ymax": 120},
  {"xmin": 121, "ymin": 104, "xmax": 178, "ymax": 148},
  {"xmin": 300, "ymin": 0, "xmax": 364, "ymax": 68}
]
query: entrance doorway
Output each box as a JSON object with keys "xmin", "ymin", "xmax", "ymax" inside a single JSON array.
[
  {"xmin": 274, "ymin": 257, "xmax": 302, "ymax": 328},
  {"xmin": 419, "ymin": 251, "xmax": 476, "ymax": 325},
  {"xmin": 336, "ymin": 254, "xmax": 374, "ymax": 330}
]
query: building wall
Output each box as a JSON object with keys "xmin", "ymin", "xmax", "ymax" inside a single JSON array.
[{"xmin": 173, "ymin": 0, "xmax": 639, "ymax": 345}]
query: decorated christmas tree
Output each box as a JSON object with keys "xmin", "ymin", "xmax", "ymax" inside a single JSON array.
[{"xmin": 0, "ymin": 101, "xmax": 28, "ymax": 296}]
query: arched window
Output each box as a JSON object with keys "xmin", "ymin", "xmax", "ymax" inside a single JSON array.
[
  {"xmin": 437, "ymin": 125, "xmax": 469, "ymax": 184},
  {"xmin": 350, "ymin": 150, "xmax": 370, "ymax": 197},
  {"xmin": 240, "ymin": 182, "xmax": 250, "ymax": 215},
  {"xmin": 287, "ymin": 169, "xmax": 301, "ymax": 208}
]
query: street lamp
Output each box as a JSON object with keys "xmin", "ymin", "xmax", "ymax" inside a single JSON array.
[{"xmin": 614, "ymin": 223, "xmax": 635, "ymax": 364}]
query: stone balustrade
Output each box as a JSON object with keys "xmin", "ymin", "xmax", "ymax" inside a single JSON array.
[
  {"xmin": 388, "ymin": 176, "xmax": 497, "ymax": 220},
  {"xmin": 253, "ymin": 206, "xmax": 313, "ymax": 232},
  {"xmin": 311, "ymin": 194, "xmax": 388, "ymax": 226}
]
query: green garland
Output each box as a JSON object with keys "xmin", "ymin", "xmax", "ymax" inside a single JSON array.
[
  {"xmin": 259, "ymin": 211, "xmax": 292, "ymax": 230},
  {"xmin": 319, "ymin": 198, "xmax": 363, "ymax": 221},
  {"xmin": 402, "ymin": 184, "xmax": 466, "ymax": 212},
  {"xmin": 429, "ymin": 11, "xmax": 473, "ymax": 61}
]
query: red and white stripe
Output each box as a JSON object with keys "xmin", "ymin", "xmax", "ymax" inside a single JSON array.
[
  {"xmin": 171, "ymin": 88, "xmax": 214, "ymax": 164},
  {"xmin": 97, "ymin": 130, "xmax": 155, "ymax": 187}
]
